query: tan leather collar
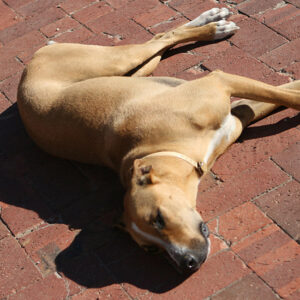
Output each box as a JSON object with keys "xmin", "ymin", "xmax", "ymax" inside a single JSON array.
[{"xmin": 142, "ymin": 151, "xmax": 207, "ymax": 175}]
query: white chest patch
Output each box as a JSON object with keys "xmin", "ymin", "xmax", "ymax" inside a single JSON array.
[{"xmin": 203, "ymin": 113, "xmax": 236, "ymax": 164}]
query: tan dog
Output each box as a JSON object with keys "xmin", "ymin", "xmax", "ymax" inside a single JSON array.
[{"xmin": 17, "ymin": 8, "xmax": 300, "ymax": 273}]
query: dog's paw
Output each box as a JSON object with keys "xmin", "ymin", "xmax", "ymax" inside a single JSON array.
[
  {"xmin": 186, "ymin": 7, "xmax": 231, "ymax": 27},
  {"xmin": 213, "ymin": 20, "xmax": 239, "ymax": 40}
]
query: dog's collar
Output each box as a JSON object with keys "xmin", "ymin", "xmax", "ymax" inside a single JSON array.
[{"xmin": 142, "ymin": 151, "xmax": 207, "ymax": 175}]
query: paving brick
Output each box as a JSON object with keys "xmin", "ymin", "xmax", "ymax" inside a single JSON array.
[
  {"xmin": 168, "ymin": 0, "xmax": 219, "ymax": 20},
  {"xmin": 286, "ymin": 289, "xmax": 300, "ymax": 300},
  {"xmin": 0, "ymin": 219, "xmax": 9, "ymax": 240},
  {"xmin": 0, "ymin": 57, "xmax": 23, "ymax": 82},
  {"xmin": 230, "ymin": 18, "xmax": 287, "ymax": 58},
  {"xmin": 70, "ymin": 284, "xmax": 130, "ymax": 300},
  {"xmin": 285, "ymin": 62, "xmax": 300, "ymax": 79},
  {"xmin": 40, "ymin": 16, "xmax": 80, "ymax": 38},
  {"xmin": 212, "ymin": 108, "xmax": 300, "ymax": 179},
  {"xmin": 197, "ymin": 159, "xmax": 290, "ymax": 220},
  {"xmin": 0, "ymin": 6, "xmax": 64, "ymax": 44},
  {"xmin": 237, "ymin": 0, "xmax": 282, "ymax": 15},
  {"xmin": 152, "ymin": 52, "xmax": 200, "ymax": 77},
  {"xmin": 136, "ymin": 251, "xmax": 250, "ymax": 299},
  {"xmin": 53, "ymin": 26, "xmax": 94, "ymax": 43},
  {"xmin": 254, "ymin": 4, "xmax": 300, "ymax": 40},
  {"xmin": 272, "ymin": 142, "xmax": 300, "ymax": 181},
  {"xmin": 259, "ymin": 38, "xmax": 300, "ymax": 71},
  {"xmin": 255, "ymin": 180, "xmax": 300, "ymax": 242},
  {"xmin": 286, "ymin": 0, "xmax": 300, "ymax": 8},
  {"xmin": 87, "ymin": 11, "xmax": 152, "ymax": 44},
  {"xmin": 0, "ymin": 1, "xmax": 21, "ymax": 31},
  {"xmin": 0, "ymin": 93, "xmax": 11, "ymax": 113},
  {"xmin": 209, "ymin": 234, "xmax": 228, "ymax": 256},
  {"xmin": 116, "ymin": 0, "xmax": 159, "ymax": 19},
  {"xmin": 149, "ymin": 15, "xmax": 187, "ymax": 35},
  {"xmin": 3, "ymin": 0, "xmax": 34, "ymax": 9},
  {"xmin": 16, "ymin": 0, "xmax": 61, "ymax": 18},
  {"xmin": 211, "ymin": 273, "xmax": 278, "ymax": 300},
  {"xmin": 9, "ymin": 274, "xmax": 67, "ymax": 300},
  {"xmin": 176, "ymin": 68, "xmax": 209, "ymax": 81},
  {"xmin": 0, "ymin": 236, "xmax": 42, "ymax": 298},
  {"xmin": 232, "ymin": 224, "xmax": 291, "ymax": 261},
  {"xmin": 0, "ymin": 30, "xmax": 46, "ymax": 62},
  {"xmin": 72, "ymin": 2, "xmax": 114, "ymax": 24},
  {"xmin": 0, "ymin": 72, "xmax": 22, "ymax": 104},
  {"xmin": 250, "ymin": 241, "xmax": 300, "ymax": 298},
  {"xmin": 106, "ymin": 0, "xmax": 132, "ymax": 9},
  {"xmin": 19, "ymin": 224, "xmax": 79, "ymax": 263},
  {"xmin": 59, "ymin": 0, "xmax": 94, "ymax": 14},
  {"xmin": 218, "ymin": 202, "xmax": 272, "ymax": 244},
  {"xmin": 133, "ymin": 4, "xmax": 177, "ymax": 28},
  {"xmin": 202, "ymin": 45, "xmax": 289, "ymax": 84}
]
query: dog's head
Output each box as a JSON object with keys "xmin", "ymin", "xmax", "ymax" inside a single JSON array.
[{"xmin": 121, "ymin": 159, "xmax": 210, "ymax": 273}]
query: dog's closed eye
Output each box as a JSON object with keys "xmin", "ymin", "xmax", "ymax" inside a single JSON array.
[
  {"xmin": 200, "ymin": 222, "xmax": 209, "ymax": 238},
  {"xmin": 153, "ymin": 209, "xmax": 165, "ymax": 230}
]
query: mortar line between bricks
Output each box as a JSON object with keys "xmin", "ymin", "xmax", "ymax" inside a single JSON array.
[
  {"xmin": 232, "ymin": 250, "xmax": 284, "ymax": 299},
  {"xmin": 2, "ymin": 0, "xmax": 24, "ymax": 22},
  {"xmin": 0, "ymin": 89, "xmax": 14, "ymax": 105},
  {"xmin": 270, "ymin": 156, "xmax": 300, "ymax": 184},
  {"xmin": 93, "ymin": 253, "xmax": 134, "ymax": 300}
]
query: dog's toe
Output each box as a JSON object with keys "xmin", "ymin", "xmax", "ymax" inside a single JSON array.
[
  {"xmin": 186, "ymin": 7, "xmax": 231, "ymax": 27},
  {"xmin": 214, "ymin": 20, "xmax": 239, "ymax": 40}
]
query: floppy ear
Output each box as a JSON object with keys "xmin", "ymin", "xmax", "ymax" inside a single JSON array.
[{"xmin": 133, "ymin": 159, "xmax": 160, "ymax": 186}]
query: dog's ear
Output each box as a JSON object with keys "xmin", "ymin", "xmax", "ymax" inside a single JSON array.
[{"xmin": 133, "ymin": 159, "xmax": 159, "ymax": 186}]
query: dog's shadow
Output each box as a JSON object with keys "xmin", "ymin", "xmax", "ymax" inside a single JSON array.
[{"xmin": 1, "ymin": 101, "xmax": 299, "ymax": 293}]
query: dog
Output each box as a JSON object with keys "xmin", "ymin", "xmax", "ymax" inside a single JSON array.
[{"xmin": 17, "ymin": 7, "xmax": 300, "ymax": 273}]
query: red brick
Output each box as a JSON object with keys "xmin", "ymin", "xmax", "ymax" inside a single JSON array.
[
  {"xmin": 0, "ymin": 1, "xmax": 21, "ymax": 31},
  {"xmin": 260, "ymin": 38, "xmax": 300, "ymax": 71},
  {"xmin": 71, "ymin": 284, "xmax": 130, "ymax": 300},
  {"xmin": 237, "ymin": 0, "xmax": 282, "ymax": 15},
  {"xmin": 255, "ymin": 180, "xmax": 300, "ymax": 242},
  {"xmin": 53, "ymin": 26, "xmax": 94, "ymax": 43},
  {"xmin": 278, "ymin": 278, "xmax": 300, "ymax": 299},
  {"xmin": 209, "ymin": 234, "xmax": 228, "ymax": 256},
  {"xmin": 73, "ymin": 2, "xmax": 114, "ymax": 24},
  {"xmin": 16, "ymin": 0, "xmax": 61, "ymax": 18},
  {"xmin": 286, "ymin": 289, "xmax": 300, "ymax": 300},
  {"xmin": 211, "ymin": 273, "xmax": 278, "ymax": 300},
  {"xmin": 254, "ymin": 4, "xmax": 300, "ymax": 40},
  {"xmin": 0, "ymin": 93, "xmax": 11, "ymax": 113},
  {"xmin": 197, "ymin": 160, "xmax": 290, "ymax": 220},
  {"xmin": 191, "ymin": 40, "xmax": 231, "ymax": 61},
  {"xmin": 0, "ymin": 30, "xmax": 45, "ymax": 61},
  {"xmin": 19, "ymin": 224, "xmax": 79, "ymax": 263},
  {"xmin": 4, "ymin": 0, "xmax": 35, "ymax": 10},
  {"xmin": 169, "ymin": 0, "xmax": 219, "ymax": 20},
  {"xmin": 0, "ymin": 57, "xmax": 23, "ymax": 80},
  {"xmin": 286, "ymin": 0, "xmax": 300, "ymax": 8},
  {"xmin": 1, "ymin": 205, "xmax": 48, "ymax": 237},
  {"xmin": 176, "ymin": 68, "xmax": 209, "ymax": 81},
  {"xmin": 59, "ymin": 0, "xmax": 94, "ymax": 13},
  {"xmin": 0, "ymin": 72, "xmax": 22, "ymax": 103},
  {"xmin": 202, "ymin": 46, "xmax": 289, "ymax": 84},
  {"xmin": 117, "ymin": 0, "xmax": 159, "ymax": 19},
  {"xmin": 152, "ymin": 52, "xmax": 200, "ymax": 76},
  {"xmin": 0, "ymin": 6, "xmax": 64, "ymax": 44},
  {"xmin": 249, "ymin": 241, "xmax": 300, "ymax": 297},
  {"xmin": 87, "ymin": 11, "xmax": 152, "ymax": 44},
  {"xmin": 9, "ymin": 274, "xmax": 67, "ymax": 300},
  {"xmin": 0, "ymin": 236, "xmax": 42, "ymax": 298},
  {"xmin": 232, "ymin": 224, "xmax": 290, "ymax": 261},
  {"xmin": 285, "ymin": 62, "xmax": 300, "ymax": 78},
  {"xmin": 230, "ymin": 18, "xmax": 287, "ymax": 58},
  {"xmin": 212, "ymin": 108, "xmax": 300, "ymax": 179},
  {"xmin": 0, "ymin": 220, "xmax": 9, "ymax": 240},
  {"xmin": 106, "ymin": 0, "xmax": 131, "ymax": 9},
  {"xmin": 136, "ymin": 251, "xmax": 250, "ymax": 300},
  {"xmin": 133, "ymin": 4, "xmax": 177, "ymax": 28},
  {"xmin": 40, "ymin": 16, "xmax": 80, "ymax": 38},
  {"xmin": 219, "ymin": 202, "xmax": 272, "ymax": 244},
  {"xmin": 83, "ymin": 33, "xmax": 115, "ymax": 46},
  {"xmin": 149, "ymin": 15, "xmax": 187, "ymax": 35},
  {"xmin": 272, "ymin": 142, "xmax": 300, "ymax": 181}
]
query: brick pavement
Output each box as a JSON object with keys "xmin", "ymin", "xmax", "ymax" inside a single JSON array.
[{"xmin": 0, "ymin": 0, "xmax": 299, "ymax": 299}]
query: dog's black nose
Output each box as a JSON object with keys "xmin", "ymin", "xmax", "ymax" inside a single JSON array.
[{"xmin": 183, "ymin": 254, "xmax": 198, "ymax": 271}]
